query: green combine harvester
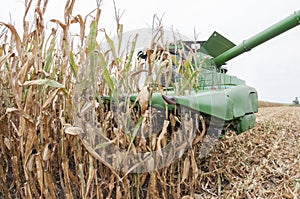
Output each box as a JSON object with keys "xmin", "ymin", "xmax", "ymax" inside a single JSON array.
[{"xmin": 105, "ymin": 10, "xmax": 300, "ymax": 135}]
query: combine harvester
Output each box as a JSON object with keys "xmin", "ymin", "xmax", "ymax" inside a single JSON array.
[{"xmin": 113, "ymin": 10, "xmax": 300, "ymax": 134}]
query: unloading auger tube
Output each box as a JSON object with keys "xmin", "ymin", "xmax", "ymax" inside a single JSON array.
[{"xmin": 213, "ymin": 10, "xmax": 300, "ymax": 67}]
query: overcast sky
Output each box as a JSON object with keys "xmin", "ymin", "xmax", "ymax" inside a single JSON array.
[{"xmin": 1, "ymin": 0, "xmax": 300, "ymax": 103}]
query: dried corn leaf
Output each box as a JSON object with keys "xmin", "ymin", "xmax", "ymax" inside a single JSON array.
[
  {"xmin": 42, "ymin": 88, "xmax": 59, "ymax": 109},
  {"xmin": 3, "ymin": 137, "xmax": 11, "ymax": 150},
  {"xmin": 35, "ymin": 155, "xmax": 44, "ymax": 195},
  {"xmin": 42, "ymin": 142, "xmax": 52, "ymax": 161},
  {"xmin": 157, "ymin": 120, "xmax": 169, "ymax": 157},
  {"xmin": 27, "ymin": 154, "xmax": 35, "ymax": 172},
  {"xmin": 147, "ymin": 173, "xmax": 159, "ymax": 198},
  {"xmin": 181, "ymin": 156, "xmax": 190, "ymax": 183},
  {"xmin": 0, "ymin": 22, "xmax": 22, "ymax": 54},
  {"xmin": 138, "ymin": 86, "xmax": 149, "ymax": 114},
  {"xmin": 6, "ymin": 107, "xmax": 34, "ymax": 123},
  {"xmin": 23, "ymin": 79, "xmax": 65, "ymax": 88},
  {"xmin": 64, "ymin": 126, "xmax": 84, "ymax": 136}
]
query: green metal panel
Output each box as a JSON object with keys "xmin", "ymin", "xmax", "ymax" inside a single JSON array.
[
  {"xmin": 132, "ymin": 85, "xmax": 258, "ymax": 121},
  {"xmin": 236, "ymin": 113, "xmax": 256, "ymax": 134},
  {"xmin": 174, "ymin": 90, "xmax": 234, "ymax": 120},
  {"xmin": 224, "ymin": 85, "xmax": 258, "ymax": 118},
  {"xmin": 201, "ymin": 31, "xmax": 236, "ymax": 57}
]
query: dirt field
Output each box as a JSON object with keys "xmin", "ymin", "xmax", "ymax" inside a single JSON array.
[{"xmin": 206, "ymin": 106, "xmax": 300, "ymax": 198}]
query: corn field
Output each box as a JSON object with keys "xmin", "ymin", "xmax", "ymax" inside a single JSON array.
[{"xmin": 0, "ymin": 0, "xmax": 299, "ymax": 198}]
